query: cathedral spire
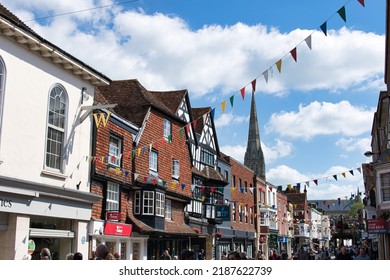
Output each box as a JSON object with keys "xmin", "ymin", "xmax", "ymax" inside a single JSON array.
[{"xmin": 244, "ymin": 91, "xmax": 266, "ymax": 180}]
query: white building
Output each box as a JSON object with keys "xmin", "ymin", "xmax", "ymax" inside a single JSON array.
[{"xmin": 0, "ymin": 5, "xmax": 110, "ymax": 259}]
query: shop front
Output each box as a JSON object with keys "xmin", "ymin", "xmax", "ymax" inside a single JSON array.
[
  {"xmin": 89, "ymin": 219, "xmax": 136, "ymax": 259},
  {"xmin": 0, "ymin": 181, "xmax": 99, "ymax": 260}
]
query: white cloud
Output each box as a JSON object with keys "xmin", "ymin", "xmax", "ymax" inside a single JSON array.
[
  {"xmin": 214, "ymin": 112, "xmax": 248, "ymax": 128},
  {"xmin": 336, "ymin": 137, "xmax": 372, "ymax": 153},
  {"xmin": 265, "ymin": 101, "xmax": 375, "ymax": 140},
  {"xmin": 267, "ymin": 165, "xmax": 363, "ymax": 200},
  {"xmin": 2, "ymin": 2, "xmax": 384, "ymax": 98},
  {"xmin": 220, "ymin": 139, "xmax": 293, "ymax": 164}
]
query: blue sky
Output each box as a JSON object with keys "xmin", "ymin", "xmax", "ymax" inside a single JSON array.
[{"xmin": 3, "ymin": 0, "xmax": 385, "ymax": 200}]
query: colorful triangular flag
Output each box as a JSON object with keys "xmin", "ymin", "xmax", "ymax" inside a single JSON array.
[
  {"xmin": 358, "ymin": 0, "xmax": 365, "ymax": 7},
  {"xmin": 221, "ymin": 100, "xmax": 226, "ymax": 113},
  {"xmin": 229, "ymin": 95, "xmax": 234, "ymax": 107},
  {"xmin": 263, "ymin": 70, "xmax": 269, "ymax": 83},
  {"xmin": 337, "ymin": 6, "xmax": 347, "ymax": 22},
  {"xmin": 290, "ymin": 48, "xmax": 297, "ymax": 62},
  {"xmin": 251, "ymin": 79, "xmax": 256, "ymax": 93},
  {"xmin": 240, "ymin": 87, "xmax": 245, "ymax": 100},
  {"xmin": 320, "ymin": 22, "xmax": 327, "ymax": 36},
  {"xmin": 276, "ymin": 59, "xmax": 282, "ymax": 73},
  {"xmin": 305, "ymin": 35, "xmax": 312, "ymax": 50}
]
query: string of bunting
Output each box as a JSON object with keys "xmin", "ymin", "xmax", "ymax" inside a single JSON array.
[{"xmin": 95, "ymin": 0, "xmax": 366, "ymax": 163}]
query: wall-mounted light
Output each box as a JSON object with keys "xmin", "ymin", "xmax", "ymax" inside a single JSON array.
[
  {"xmin": 82, "ymin": 87, "xmax": 89, "ymax": 102},
  {"xmin": 364, "ymin": 151, "xmax": 379, "ymax": 157}
]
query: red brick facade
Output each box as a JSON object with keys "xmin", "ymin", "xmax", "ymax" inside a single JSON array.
[{"xmin": 230, "ymin": 158, "xmax": 256, "ymax": 233}]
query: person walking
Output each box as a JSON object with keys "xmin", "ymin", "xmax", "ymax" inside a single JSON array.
[
  {"xmin": 354, "ymin": 247, "xmax": 370, "ymax": 260},
  {"xmin": 40, "ymin": 248, "xmax": 51, "ymax": 260},
  {"xmin": 95, "ymin": 244, "xmax": 108, "ymax": 260},
  {"xmin": 160, "ymin": 250, "xmax": 171, "ymax": 260},
  {"xmin": 335, "ymin": 246, "xmax": 352, "ymax": 260},
  {"xmin": 297, "ymin": 247, "xmax": 309, "ymax": 260}
]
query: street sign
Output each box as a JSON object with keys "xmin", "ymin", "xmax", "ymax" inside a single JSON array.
[{"xmin": 27, "ymin": 239, "xmax": 35, "ymax": 255}]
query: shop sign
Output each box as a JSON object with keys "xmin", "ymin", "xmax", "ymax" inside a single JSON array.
[
  {"xmin": 106, "ymin": 211, "xmax": 120, "ymax": 221},
  {"xmin": 216, "ymin": 205, "xmax": 230, "ymax": 221},
  {"xmin": 367, "ymin": 219, "xmax": 386, "ymax": 233},
  {"xmin": 104, "ymin": 222, "xmax": 132, "ymax": 236}
]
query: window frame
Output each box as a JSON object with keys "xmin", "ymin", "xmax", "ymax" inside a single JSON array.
[
  {"xmin": 172, "ymin": 159, "xmax": 180, "ymax": 179},
  {"xmin": 108, "ymin": 134, "xmax": 122, "ymax": 167},
  {"xmin": 155, "ymin": 192, "xmax": 165, "ymax": 217},
  {"xmin": 142, "ymin": 191, "xmax": 154, "ymax": 215},
  {"xmin": 163, "ymin": 118, "xmax": 171, "ymax": 140},
  {"xmin": 165, "ymin": 199, "xmax": 172, "ymax": 220},
  {"xmin": 106, "ymin": 181, "xmax": 120, "ymax": 212},
  {"xmin": 149, "ymin": 149, "xmax": 158, "ymax": 174},
  {"xmin": 134, "ymin": 190, "xmax": 141, "ymax": 215},
  {"xmin": 45, "ymin": 84, "xmax": 68, "ymax": 172}
]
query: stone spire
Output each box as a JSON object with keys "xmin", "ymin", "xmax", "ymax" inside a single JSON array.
[{"xmin": 244, "ymin": 92, "xmax": 266, "ymax": 180}]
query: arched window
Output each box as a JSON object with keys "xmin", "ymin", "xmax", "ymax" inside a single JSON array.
[
  {"xmin": 0, "ymin": 56, "xmax": 6, "ymax": 146},
  {"xmin": 45, "ymin": 84, "xmax": 67, "ymax": 171}
]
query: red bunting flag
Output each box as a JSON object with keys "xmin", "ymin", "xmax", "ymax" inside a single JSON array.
[
  {"xmin": 193, "ymin": 119, "xmax": 197, "ymax": 129},
  {"xmin": 240, "ymin": 87, "xmax": 245, "ymax": 100},
  {"xmin": 290, "ymin": 48, "xmax": 297, "ymax": 62},
  {"xmin": 251, "ymin": 79, "xmax": 256, "ymax": 93},
  {"xmin": 358, "ymin": 0, "xmax": 365, "ymax": 7}
]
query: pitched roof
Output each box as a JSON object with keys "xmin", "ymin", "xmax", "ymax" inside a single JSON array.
[
  {"xmin": 192, "ymin": 107, "xmax": 211, "ymax": 134},
  {"xmin": 150, "ymin": 90, "xmax": 187, "ymax": 114},
  {"xmin": 96, "ymin": 79, "xmax": 185, "ymax": 127}
]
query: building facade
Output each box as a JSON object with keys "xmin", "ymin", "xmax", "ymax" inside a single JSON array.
[{"xmin": 0, "ymin": 4, "xmax": 110, "ymax": 259}]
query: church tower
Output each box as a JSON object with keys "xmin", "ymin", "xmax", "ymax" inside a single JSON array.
[{"xmin": 244, "ymin": 92, "xmax": 266, "ymax": 180}]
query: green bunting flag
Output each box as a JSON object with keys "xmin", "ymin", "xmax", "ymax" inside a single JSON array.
[{"xmin": 337, "ymin": 6, "xmax": 347, "ymax": 22}]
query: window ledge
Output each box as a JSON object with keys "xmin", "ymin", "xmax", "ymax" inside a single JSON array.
[{"xmin": 41, "ymin": 169, "xmax": 67, "ymax": 180}]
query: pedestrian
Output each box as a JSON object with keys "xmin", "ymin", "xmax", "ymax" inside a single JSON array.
[
  {"xmin": 114, "ymin": 252, "xmax": 121, "ymax": 260},
  {"xmin": 335, "ymin": 246, "xmax": 352, "ymax": 260},
  {"xmin": 66, "ymin": 253, "xmax": 74, "ymax": 260},
  {"xmin": 181, "ymin": 249, "xmax": 195, "ymax": 260},
  {"xmin": 354, "ymin": 247, "xmax": 370, "ymax": 260},
  {"xmin": 297, "ymin": 247, "xmax": 309, "ymax": 260},
  {"xmin": 73, "ymin": 252, "xmax": 83, "ymax": 260},
  {"xmin": 221, "ymin": 251, "xmax": 227, "ymax": 260},
  {"xmin": 106, "ymin": 253, "xmax": 115, "ymax": 260},
  {"xmin": 40, "ymin": 248, "xmax": 51, "ymax": 260},
  {"xmin": 160, "ymin": 249, "xmax": 171, "ymax": 260},
  {"xmin": 227, "ymin": 251, "xmax": 241, "ymax": 260},
  {"xmin": 95, "ymin": 244, "xmax": 108, "ymax": 260},
  {"xmin": 281, "ymin": 250, "xmax": 288, "ymax": 260},
  {"xmin": 198, "ymin": 249, "xmax": 205, "ymax": 260},
  {"xmin": 239, "ymin": 251, "xmax": 248, "ymax": 260}
]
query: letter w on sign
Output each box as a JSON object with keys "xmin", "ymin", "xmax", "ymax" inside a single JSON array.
[{"xmin": 93, "ymin": 112, "xmax": 111, "ymax": 128}]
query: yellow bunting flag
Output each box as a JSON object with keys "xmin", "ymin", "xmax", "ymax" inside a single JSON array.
[
  {"xmin": 276, "ymin": 59, "xmax": 282, "ymax": 73},
  {"xmin": 221, "ymin": 100, "xmax": 226, "ymax": 113}
]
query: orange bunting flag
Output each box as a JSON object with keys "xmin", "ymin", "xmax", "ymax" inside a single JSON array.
[
  {"xmin": 276, "ymin": 59, "xmax": 282, "ymax": 73},
  {"xmin": 251, "ymin": 79, "xmax": 256, "ymax": 93},
  {"xmin": 290, "ymin": 48, "xmax": 297, "ymax": 62},
  {"xmin": 240, "ymin": 87, "xmax": 245, "ymax": 100},
  {"xmin": 221, "ymin": 100, "xmax": 226, "ymax": 113},
  {"xmin": 137, "ymin": 148, "xmax": 141, "ymax": 156}
]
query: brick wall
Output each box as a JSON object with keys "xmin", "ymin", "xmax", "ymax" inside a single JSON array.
[
  {"xmin": 230, "ymin": 158, "xmax": 256, "ymax": 232},
  {"xmin": 134, "ymin": 109, "xmax": 192, "ymax": 198}
]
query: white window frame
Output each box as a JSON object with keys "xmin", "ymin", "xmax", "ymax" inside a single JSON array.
[
  {"xmin": 143, "ymin": 191, "xmax": 154, "ymax": 215},
  {"xmin": 45, "ymin": 84, "xmax": 68, "ymax": 172},
  {"xmin": 165, "ymin": 199, "xmax": 172, "ymax": 220},
  {"xmin": 134, "ymin": 191, "xmax": 141, "ymax": 214},
  {"xmin": 109, "ymin": 135, "xmax": 122, "ymax": 166},
  {"xmin": 172, "ymin": 159, "xmax": 180, "ymax": 179},
  {"xmin": 163, "ymin": 118, "xmax": 171, "ymax": 140},
  {"xmin": 378, "ymin": 171, "xmax": 390, "ymax": 203},
  {"xmin": 156, "ymin": 192, "xmax": 165, "ymax": 217},
  {"xmin": 106, "ymin": 181, "xmax": 120, "ymax": 211},
  {"xmin": 149, "ymin": 149, "xmax": 158, "ymax": 173}
]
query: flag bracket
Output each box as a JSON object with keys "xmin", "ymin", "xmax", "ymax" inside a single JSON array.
[{"xmin": 79, "ymin": 104, "xmax": 117, "ymax": 123}]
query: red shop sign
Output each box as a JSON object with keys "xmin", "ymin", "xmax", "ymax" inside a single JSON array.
[
  {"xmin": 367, "ymin": 219, "xmax": 386, "ymax": 233},
  {"xmin": 106, "ymin": 211, "xmax": 120, "ymax": 221},
  {"xmin": 104, "ymin": 222, "xmax": 132, "ymax": 236}
]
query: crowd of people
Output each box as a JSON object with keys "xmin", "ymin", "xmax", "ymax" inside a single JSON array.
[{"xmin": 24, "ymin": 244, "xmax": 375, "ymax": 260}]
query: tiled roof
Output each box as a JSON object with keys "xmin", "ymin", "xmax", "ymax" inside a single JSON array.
[
  {"xmin": 96, "ymin": 80, "xmax": 184, "ymax": 127},
  {"xmin": 165, "ymin": 220, "xmax": 198, "ymax": 236},
  {"xmin": 0, "ymin": 4, "xmax": 35, "ymax": 34},
  {"xmin": 150, "ymin": 90, "xmax": 187, "ymax": 115},
  {"xmin": 192, "ymin": 107, "xmax": 211, "ymax": 134}
]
